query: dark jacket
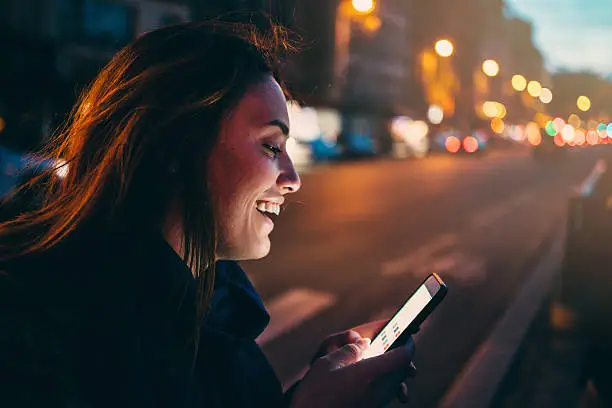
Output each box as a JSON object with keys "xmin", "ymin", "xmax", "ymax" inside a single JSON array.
[{"xmin": 0, "ymin": 224, "xmax": 286, "ymax": 407}]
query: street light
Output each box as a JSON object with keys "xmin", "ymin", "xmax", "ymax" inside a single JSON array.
[
  {"xmin": 352, "ymin": 0, "xmax": 375, "ymax": 14},
  {"xmin": 527, "ymin": 80, "xmax": 542, "ymax": 97},
  {"xmin": 427, "ymin": 104, "xmax": 444, "ymax": 124},
  {"xmin": 511, "ymin": 75, "xmax": 527, "ymax": 91},
  {"xmin": 435, "ymin": 39, "xmax": 454, "ymax": 58},
  {"xmin": 577, "ymin": 96, "xmax": 591, "ymax": 112},
  {"xmin": 539, "ymin": 88, "xmax": 553, "ymax": 104},
  {"xmin": 482, "ymin": 59, "xmax": 500, "ymax": 77}
]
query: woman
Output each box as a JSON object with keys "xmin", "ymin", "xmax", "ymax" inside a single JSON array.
[{"xmin": 0, "ymin": 16, "xmax": 416, "ymax": 407}]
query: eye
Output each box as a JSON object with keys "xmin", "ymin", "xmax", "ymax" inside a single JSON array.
[{"xmin": 263, "ymin": 143, "xmax": 283, "ymax": 158}]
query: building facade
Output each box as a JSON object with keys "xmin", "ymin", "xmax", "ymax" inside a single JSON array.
[{"xmin": 1, "ymin": 0, "xmax": 190, "ymax": 151}]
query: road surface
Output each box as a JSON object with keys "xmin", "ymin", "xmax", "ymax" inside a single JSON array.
[{"xmin": 240, "ymin": 146, "xmax": 606, "ymax": 407}]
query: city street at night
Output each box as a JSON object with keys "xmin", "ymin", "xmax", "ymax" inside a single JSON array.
[
  {"xmin": 243, "ymin": 147, "xmax": 605, "ymax": 407},
  {"xmin": 5, "ymin": 0, "xmax": 612, "ymax": 405}
]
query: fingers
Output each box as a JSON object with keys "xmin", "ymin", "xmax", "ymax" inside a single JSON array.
[
  {"xmin": 397, "ymin": 382, "xmax": 409, "ymax": 404},
  {"xmin": 316, "ymin": 338, "xmax": 371, "ymax": 371},
  {"xmin": 397, "ymin": 363, "xmax": 417, "ymax": 404},
  {"xmin": 312, "ymin": 330, "xmax": 363, "ymax": 363},
  {"xmin": 350, "ymin": 338, "xmax": 415, "ymax": 379},
  {"xmin": 326, "ymin": 330, "xmax": 362, "ymax": 350},
  {"xmin": 350, "ymin": 320, "xmax": 389, "ymax": 339}
]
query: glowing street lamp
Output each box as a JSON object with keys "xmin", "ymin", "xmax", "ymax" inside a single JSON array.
[
  {"xmin": 352, "ymin": 0, "xmax": 375, "ymax": 14},
  {"xmin": 435, "ymin": 39, "xmax": 454, "ymax": 58},
  {"xmin": 539, "ymin": 88, "xmax": 553, "ymax": 104},
  {"xmin": 577, "ymin": 96, "xmax": 591, "ymax": 112},
  {"xmin": 511, "ymin": 75, "xmax": 527, "ymax": 91},
  {"xmin": 482, "ymin": 59, "xmax": 500, "ymax": 77},
  {"xmin": 527, "ymin": 80, "xmax": 542, "ymax": 97}
]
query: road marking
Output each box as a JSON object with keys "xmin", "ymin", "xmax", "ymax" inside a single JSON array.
[
  {"xmin": 439, "ymin": 227, "xmax": 565, "ymax": 408},
  {"xmin": 381, "ymin": 234, "xmax": 459, "ymax": 277},
  {"xmin": 424, "ymin": 251, "xmax": 487, "ymax": 285},
  {"xmin": 469, "ymin": 191, "xmax": 534, "ymax": 230},
  {"xmin": 256, "ymin": 288, "xmax": 336, "ymax": 347}
]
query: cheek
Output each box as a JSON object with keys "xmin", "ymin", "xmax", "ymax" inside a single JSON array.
[{"xmin": 208, "ymin": 148, "xmax": 275, "ymax": 225}]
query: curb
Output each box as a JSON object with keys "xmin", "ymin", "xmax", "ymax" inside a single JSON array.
[
  {"xmin": 438, "ymin": 227, "xmax": 565, "ymax": 408},
  {"xmin": 438, "ymin": 160, "xmax": 605, "ymax": 408}
]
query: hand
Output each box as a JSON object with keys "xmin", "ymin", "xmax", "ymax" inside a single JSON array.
[
  {"xmin": 309, "ymin": 320, "xmax": 417, "ymax": 404},
  {"xmin": 289, "ymin": 321, "xmax": 417, "ymax": 408}
]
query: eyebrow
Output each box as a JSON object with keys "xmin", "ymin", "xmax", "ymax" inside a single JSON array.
[{"xmin": 265, "ymin": 119, "xmax": 289, "ymax": 136}]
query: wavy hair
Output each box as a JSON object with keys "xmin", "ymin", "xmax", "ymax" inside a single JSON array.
[{"xmin": 0, "ymin": 13, "xmax": 295, "ymax": 356}]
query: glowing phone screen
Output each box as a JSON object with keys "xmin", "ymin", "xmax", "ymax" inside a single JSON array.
[{"xmin": 362, "ymin": 284, "xmax": 432, "ymax": 359}]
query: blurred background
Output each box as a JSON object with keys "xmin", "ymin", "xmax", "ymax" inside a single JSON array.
[{"xmin": 3, "ymin": 0, "xmax": 612, "ymax": 407}]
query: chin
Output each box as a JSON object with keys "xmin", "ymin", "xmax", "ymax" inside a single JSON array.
[
  {"xmin": 248, "ymin": 241, "xmax": 271, "ymax": 260},
  {"xmin": 229, "ymin": 239, "xmax": 271, "ymax": 261}
]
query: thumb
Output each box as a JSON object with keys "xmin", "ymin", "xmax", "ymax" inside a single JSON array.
[{"xmin": 317, "ymin": 338, "xmax": 371, "ymax": 371}]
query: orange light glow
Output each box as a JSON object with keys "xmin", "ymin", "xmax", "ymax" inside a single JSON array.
[
  {"xmin": 553, "ymin": 133, "xmax": 565, "ymax": 147},
  {"xmin": 445, "ymin": 136, "xmax": 461, "ymax": 153},
  {"xmin": 574, "ymin": 130, "xmax": 586, "ymax": 146},
  {"xmin": 482, "ymin": 59, "xmax": 500, "ymax": 77},
  {"xmin": 527, "ymin": 122, "xmax": 542, "ymax": 146},
  {"xmin": 491, "ymin": 118, "xmax": 505, "ymax": 134},
  {"xmin": 463, "ymin": 136, "xmax": 479, "ymax": 153},
  {"xmin": 352, "ymin": 0, "xmax": 375, "ymax": 14},
  {"xmin": 586, "ymin": 130, "xmax": 599, "ymax": 145}
]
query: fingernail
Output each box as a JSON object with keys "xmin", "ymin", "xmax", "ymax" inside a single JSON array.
[{"xmin": 362, "ymin": 337, "xmax": 371, "ymax": 345}]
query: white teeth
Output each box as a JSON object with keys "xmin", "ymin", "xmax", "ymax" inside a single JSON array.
[{"xmin": 256, "ymin": 201, "xmax": 281, "ymax": 216}]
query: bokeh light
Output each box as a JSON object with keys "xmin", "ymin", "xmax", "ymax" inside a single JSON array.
[
  {"xmin": 513, "ymin": 125, "xmax": 526, "ymax": 141},
  {"xmin": 482, "ymin": 59, "xmax": 500, "ymax": 77},
  {"xmin": 445, "ymin": 136, "xmax": 461, "ymax": 153},
  {"xmin": 435, "ymin": 39, "xmax": 454, "ymax": 57},
  {"xmin": 577, "ymin": 96, "xmax": 591, "ymax": 112},
  {"xmin": 0, "ymin": 118, "xmax": 5, "ymax": 133},
  {"xmin": 597, "ymin": 123, "xmax": 608, "ymax": 138},
  {"xmin": 527, "ymin": 81, "xmax": 542, "ymax": 97},
  {"xmin": 491, "ymin": 118, "xmax": 505, "ymax": 134},
  {"xmin": 352, "ymin": 0, "xmax": 375, "ymax": 13},
  {"xmin": 526, "ymin": 122, "xmax": 542, "ymax": 146},
  {"xmin": 545, "ymin": 121, "xmax": 557, "ymax": 136},
  {"xmin": 511, "ymin": 75, "xmax": 527, "ymax": 91},
  {"xmin": 561, "ymin": 124, "xmax": 575, "ymax": 142},
  {"xmin": 607, "ymin": 123, "xmax": 612, "ymax": 136},
  {"xmin": 554, "ymin": 133, "xmax": 565, "ymax": 147},
  {"xmin": 463, "ymin": 136, "xmax": 479, "ymax": 153},
  {"xmin": 482, "ymin": 101, "xmax": 506, "ymax": 119},
  {"xmin": 427, "ymin": 104, "xmax": 444, "ymax": 124},
  {"xmin": 574, "ymin": 130, "xmax": 586, "ymax": 146},
  {"xmin": 586, "ymin": 130, "xmax": 599, "ymax": 145},
  {"xmin": 553, "ymin": 118, "xmax": 566, "ymax": 133},
  {"xmin": 539, "ymin": 88, "xmax": 553, "ymax": 104},
  {"xmin": 568, "ymin": 114, "xmax": 581, "ymax": 128}
]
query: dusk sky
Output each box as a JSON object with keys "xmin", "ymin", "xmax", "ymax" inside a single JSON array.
[{"xmin": 505, "ymin": 0, "xmax": 612, "ymax": 77}]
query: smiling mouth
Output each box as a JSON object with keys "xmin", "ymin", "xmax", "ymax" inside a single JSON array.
[
  {"xmin": 256, "ymin": 201, "xmax": 281, "ymax": 215},
  {"xmin": 256, "ymin": 209, "xmax": 277, "ymax": 222}
]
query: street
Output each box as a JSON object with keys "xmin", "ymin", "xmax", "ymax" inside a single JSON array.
[{"xmin": 240, "ymin": 147, "xmax": 605, "ymax": 407}]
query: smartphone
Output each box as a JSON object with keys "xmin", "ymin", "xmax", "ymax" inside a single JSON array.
[{"xmin": 362, "ymin": 273, "xmax": 447, "ymax": 359}]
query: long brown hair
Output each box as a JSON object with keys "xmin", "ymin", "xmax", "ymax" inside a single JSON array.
[{"xmin": 0, "ymin": 14, "xmax": 294, "ymax": 351}]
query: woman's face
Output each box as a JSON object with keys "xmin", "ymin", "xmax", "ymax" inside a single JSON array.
[{"xmin": 207, "ymin": 75, "xmax": 301, "ymax": 260}]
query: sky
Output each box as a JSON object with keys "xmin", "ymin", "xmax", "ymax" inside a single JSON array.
[{"xmin": 505, "ymin": 0, "xmax": 612, "ymax": 77}]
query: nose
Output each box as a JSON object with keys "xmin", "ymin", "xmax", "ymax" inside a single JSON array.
[{"xmin": 277, "ymin": 156, "xmax": 301, "ymax": 194}]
